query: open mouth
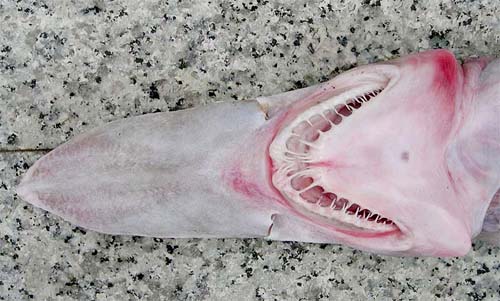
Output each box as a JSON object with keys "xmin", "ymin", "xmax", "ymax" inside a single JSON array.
[{"xmin": 270, "ymin": 83, "xmax": 400, "ymax": 236}]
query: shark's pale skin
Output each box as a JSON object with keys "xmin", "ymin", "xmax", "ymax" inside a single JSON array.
[{"xmin": 17, "ymin": 50, "xmax": 500, "ymax": 257}]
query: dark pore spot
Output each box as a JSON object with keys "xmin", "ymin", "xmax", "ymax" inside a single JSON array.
[{"xmin": 401, "ymin": 151, "xmax": 409, "ymax": 162}]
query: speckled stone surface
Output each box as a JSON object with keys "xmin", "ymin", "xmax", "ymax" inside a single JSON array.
[{"xmin": 1, "ymin": 0, "xmax": 500, "ymax": 300}]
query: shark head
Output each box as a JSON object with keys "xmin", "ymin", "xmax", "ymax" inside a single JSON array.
[
  {"xmin": 17, "ymin": 50, "xmax": 499, "ymax": 257},
  {"xmin": 268, "ymin": 50, "xmax": 500, "ymax": 256}
]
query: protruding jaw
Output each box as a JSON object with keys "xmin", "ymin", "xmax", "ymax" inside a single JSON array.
[{"xmin": 268, "ymin": 50, "xmax": 478, "ymax": 256}]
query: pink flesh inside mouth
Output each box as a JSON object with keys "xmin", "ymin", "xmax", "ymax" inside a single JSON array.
[{"xmin": 270, "ymin": 86, "xmax": 401, "ymax": 237}]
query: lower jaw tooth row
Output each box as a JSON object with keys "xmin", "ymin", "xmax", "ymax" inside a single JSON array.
[
  {"xmin": 283, "ymin": 172, "xmax": 395, "ymax": 230},
  {"xmin": 276, "ymin": 154, "xmax": 396, "ymax": 230},
  {"xmin": 293, "ymin": 192, "xmax": 396, "ymax": 231}
]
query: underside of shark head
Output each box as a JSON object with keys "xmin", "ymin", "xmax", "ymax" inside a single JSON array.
[
  {"xmin": 264, "ymin": 50, "xmax": 500, "ymax": 256},
  {"xmin": 17, "ymin": 50, "xmax": 500, "ymax": 257}
]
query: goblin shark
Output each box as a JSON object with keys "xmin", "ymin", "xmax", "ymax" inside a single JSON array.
[{"xmin": 17, "ymin": 50, "xmax": 500, "ymax": 257}]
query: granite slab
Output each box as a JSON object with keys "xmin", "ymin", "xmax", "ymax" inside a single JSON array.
[{"xmin": 1, "ymin": 0, "xmax": 500, "ymax": 300}]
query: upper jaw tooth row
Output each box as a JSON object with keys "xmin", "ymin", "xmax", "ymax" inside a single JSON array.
[
  {"xmin": 287, "ymin": 87, "xmax": 383, "ymax": 148},
  {"xmin": 270, "ymin": 87, "xmax": 397, "ymax": 231}
]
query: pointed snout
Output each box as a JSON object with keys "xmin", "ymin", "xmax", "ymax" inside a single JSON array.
[{"xmin": 16, "ymin": 158, "xmax": 55, "ymax": 214}]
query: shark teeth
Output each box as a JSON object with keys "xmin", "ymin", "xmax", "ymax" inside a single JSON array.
[
  {"xmin": 290, "ymin": 174, "xmax": 396, "ymax": 231},
  {"xmin": 285, "ymin": 88, "xmax": 383, "ymax": 152},
  {"xmin": 270, "ymin": 87, "xmax": 397, "ymax": 232}
]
